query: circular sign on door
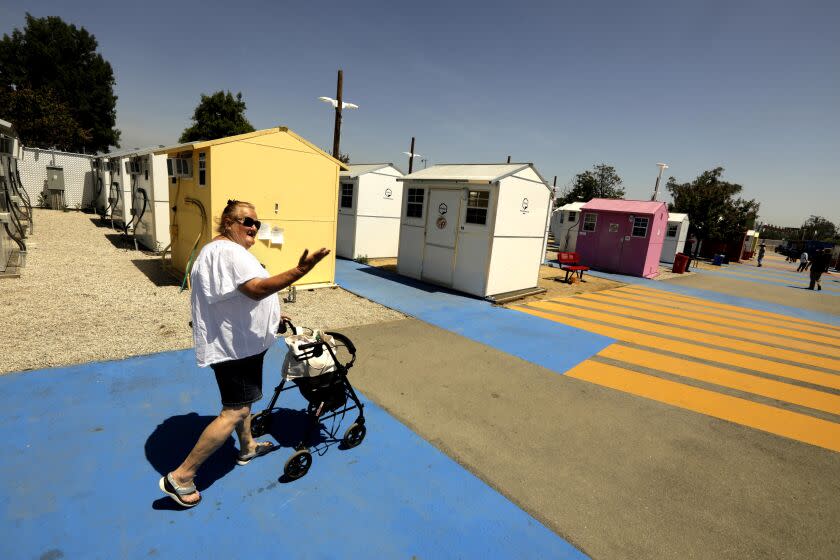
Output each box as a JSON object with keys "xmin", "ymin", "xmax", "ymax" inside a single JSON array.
[
  {"xmin": 384, "ymin": 188, "xmax": 392, "ymax": 199},
  {"xmin": 436, "ymin": 216, "xmax": 447, "ymax": 229}
]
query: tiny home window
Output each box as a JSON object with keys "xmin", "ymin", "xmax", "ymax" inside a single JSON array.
[
  {"xmin": 583, "ymin": 213, "xmax": 597, "ymax": 232},
  {"xmin": 666, "ymin": 223, "xmax": 678, "ymax": 237},
  {"xmin": 632, "ymin": 217, "xmax": 649, "ymax": 237},
  {"xmin": 340, "ymin": 183, "xmax": 353, "ymax": 208},
  {"xmin": 465, "ymin": 190, "xmax": 489, "ymax": 225},
  {"xmin": 198, "ymin": 152, "xmax": 206, "ymax": 186},
  {"xmin": 406, "ymin": 188, "xmax": 424, "ymax": 218},
  {"xmin": 567, "ymin": 211, "xmax": 577, "ymax": 222}
]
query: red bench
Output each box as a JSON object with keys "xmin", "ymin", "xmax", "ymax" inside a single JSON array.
[{"xmin": 557, "ymin": 251, "xmax": 589, "ymax": 283}]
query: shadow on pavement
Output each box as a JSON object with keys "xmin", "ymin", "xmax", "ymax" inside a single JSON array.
[
  {"xmin": 145, "ymin": 412, "xmax": 238, "ymax": 500},
  {"xmin": 352, "ymin": 260, "xmax": 483, "ymax": 300}
]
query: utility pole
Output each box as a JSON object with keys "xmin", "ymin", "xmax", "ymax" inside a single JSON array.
[
  {"xmin": 332, "ymin": 69, "xmax": 343, "ymax": 160},
  {"xmin": 408, "ymin": 137, "xmax": 415, "ymax": 174}
]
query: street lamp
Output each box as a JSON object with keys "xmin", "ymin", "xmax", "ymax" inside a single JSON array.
[
  {"xmin": 651, "ymin": 162, "xmax": 668, "ymax": 201},
  {"xmin": 318, "ymin": 69, "xmax": 358, "ymax": 160}
]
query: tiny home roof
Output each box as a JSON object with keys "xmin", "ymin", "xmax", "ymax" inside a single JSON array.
[
  {"xmin": 668, "ymin": 212, "xmax": 688, "ymax": 222},
  {"xmin": 103, "ymin": 146, "xmax": 160, "ymax": 159},
  {"xmin": 400, "ymin": 163, "xmax": 547, "ymax": 186},
  {"xmin": 582, "ymin": 198, "xmax": 666, "ymax": 214},
  {"xmin": 559, "ymin": 201, "xmax": 587, "ymax": 212},
  {"xmin": 153, "ymin": 126, "xmax": 347, "ymax": 170},
  {"xmin": 341, "ymin": 163, "xmax": 403, "ymax": 178},
  {"xmin": 0, "ymin": 118, "xmax": 14, "ymax": 133}
]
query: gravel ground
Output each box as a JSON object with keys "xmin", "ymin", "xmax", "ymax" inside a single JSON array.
[{"xmin": 0, "ymin": 209, "xmax": 404, "ymax": 374}]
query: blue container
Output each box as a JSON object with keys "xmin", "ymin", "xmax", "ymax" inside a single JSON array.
[{"xmin": 712, "ymin": 254, "xmax": 724, "ymax": 266}]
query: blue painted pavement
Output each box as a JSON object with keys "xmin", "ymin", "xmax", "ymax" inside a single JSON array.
[
  {"xmin": 335, "ymin": 259, "xmax": 614, "ymax": 374},
  {"xmin": 0, "ymin": 344, "xmax": 587, "ymax": 559}
]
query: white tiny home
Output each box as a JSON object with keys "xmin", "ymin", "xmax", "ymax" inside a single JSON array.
[
  {"xmin": 660, "ymin": 212, "xmax": 690, "ymax": 263},
  {"xmin": 91, "ymin": 156, "xmax": 111, "ymax": 216},
  {"xmin": 104, "ymin": 147, "xmax": 139, "ymax": 229},
  {"xmin": 549, "ymin": 201, "xmax": 587, "ymax": 252},
  {"xmin": 397, "ymin": 163, "xmax": 551, "ymax": 299},
  {"xmin": 337, "ymin": 163, "xmax": 404, "ymax": 259},
  {"xmin": 131, "ymin": 148, "xmax": 171, "ymax": 252}
]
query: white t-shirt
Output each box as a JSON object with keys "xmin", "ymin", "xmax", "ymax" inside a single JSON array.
[{"xmin": 190, "ymin": 240, "xmax": 281, "ymax": 367}]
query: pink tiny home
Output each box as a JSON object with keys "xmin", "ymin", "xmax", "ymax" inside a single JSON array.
[{"xmin": 575, "ymin": 199, "xmax": 668, "ymax": 278}]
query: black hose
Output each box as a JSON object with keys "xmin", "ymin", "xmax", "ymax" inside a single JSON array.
[
  {"xmin": 11, "ymin": 160, "xmax": 33, "ymax": 225},
  {"xmin": 3, "ymin": 219, "xmax": 25, "ymax": 252},
  {"xmin": 2, "ymin": 173, "xmax": 26, "ymax": 240},
  {"xmin": 126, "ymin": 187, "xmax": 149, "ymax": 237},
  {"xmin": 106, "ymin": 182, "xmax": 119, "ymax": 226}
]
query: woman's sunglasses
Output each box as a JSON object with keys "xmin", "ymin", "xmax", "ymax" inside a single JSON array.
[{"xmin": 236, "ymin": 217, "xmax": 262, "ymax": 229}]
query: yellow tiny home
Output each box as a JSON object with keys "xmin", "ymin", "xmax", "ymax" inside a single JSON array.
[{"xmin": 157, "ymin": 127, "xmax": 347, "ymax": 289}]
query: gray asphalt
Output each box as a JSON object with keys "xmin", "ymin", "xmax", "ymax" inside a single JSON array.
[{"xmin": 342, "ymin": 318, "xmax": 840, "ymax": 559}]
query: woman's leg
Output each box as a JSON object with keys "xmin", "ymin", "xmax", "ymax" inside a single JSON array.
[{"xmin": 169, "ymin": 404, "xmax": 251, "ymax": 503}]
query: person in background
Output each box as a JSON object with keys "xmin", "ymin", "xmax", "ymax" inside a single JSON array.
[
  {"xmin": 159, "ymin": 199, "xmax": 330, "ymax": 508},
  {"xmin": 796, "ymin": 251, "xmax": 809, "ymax": 272},
  {"xmin": 684, "ymin": 234, "xmax": 696, "ymax": 272},
  {"xmin": 757, "ymin": 242, "xmax": 766, "ymax": 267},
  {"xmin": 808, "ymin": 248, "xmax": 831, "ymax": 291}
]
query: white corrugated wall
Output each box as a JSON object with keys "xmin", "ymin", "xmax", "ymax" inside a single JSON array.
[{"xmin": 18, "ymin": 148, "xmax": 94, "ymax": 209}]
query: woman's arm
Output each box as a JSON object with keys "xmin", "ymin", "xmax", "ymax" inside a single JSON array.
[{"xmin": 238, "ymin": 248, "xmax": 330, "ymax": 300}]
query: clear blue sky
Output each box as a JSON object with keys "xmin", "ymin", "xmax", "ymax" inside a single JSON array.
[{"xmin": 3, "ymin": 0, "xmax": 838, "ymax": 226}]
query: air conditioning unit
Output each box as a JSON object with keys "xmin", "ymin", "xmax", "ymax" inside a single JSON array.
[
  {"xmin": 167, "ymin": 157, "xmax": 192, "ymax": 178},
  {"xmin": 127, "ymin": 158, "xmax": 142, "ymax": 175}
]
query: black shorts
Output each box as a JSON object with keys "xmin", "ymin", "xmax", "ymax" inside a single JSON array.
[{"xmin": 210, "ymin": 350, "xmax": 267, "ymax": 407}]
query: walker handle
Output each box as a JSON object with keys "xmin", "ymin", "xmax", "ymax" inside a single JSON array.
[
  {"xmin": 325, "ymin": 331, "xmax": 356, "ymax": 356},
  {"xmin": 277, "ymin": 318, "xmax": 297, "ymax": 335},
  {"xmin": 295, "ymin": 342, "xmax": 324, "ymax": 360}
]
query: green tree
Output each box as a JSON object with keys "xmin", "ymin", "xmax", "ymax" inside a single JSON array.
[
  {"xmin": 2, "ymin": 88, "xmax": 88, "ymax": 151},
  {"xmin": 557, "ymin": 163, "xmax": 625, "ymax": 206},
  {"xmin": 666, "ymin": 167, "xmax": 759, "ymax": 253},
  {"xmin": 0, "ymin": 14, "xmax": 120, "ymax": 152},
  {"xmin": 179, "ymin": 91, "xmax": 255, "ymax": 142},
  {"xmin": 799, "ymin": 215, "xmax": 837, "ymax": 241},
  {"xmin": 338, "ymin": 153, "xmax": 350, "ymax": 164}
]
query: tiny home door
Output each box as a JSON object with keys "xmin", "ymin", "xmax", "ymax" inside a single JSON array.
[
  {"xmin": 422, "ymin": 189, "xmax": 461, "ymax": 286},
  {"xmin": 599, "ymin": 216, "xmax": 624, "ymax": 271}
]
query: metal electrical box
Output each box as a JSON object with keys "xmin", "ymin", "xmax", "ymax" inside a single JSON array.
[
  {"xmin": 46, "ymin": 166, "xmax": 65, "ymax": 190},
  {"xmin": 46, "ymin": 165, "xmax": 66, "ymax": 209}
]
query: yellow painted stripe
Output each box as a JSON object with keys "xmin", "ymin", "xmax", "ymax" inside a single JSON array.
[
  {"xmin": 621, "ymin": 285, "xmax": 840, "ymax": 332},
  {"xmin": 565, "ymin": 360, "xmax": 840, "ymax": 453},
  {"xmin": 585, "ymin": 291, "xmax": 840, "ymax": 348},
  {"xmin": 617, "ymin": 286, "xmax": 840, "ymax": 337},
  {"xmin": 531, "ymin": 299, "xmax": 840, "ymax": 371},
  {"xmin": 511, "ymin": 305, "xmax": 840, "ymax": 390},
  {"xmin": 565, "ymin": 295, "xmax": 840, "ymax": 358},
  {"xmin": 600, "ymin": 344, "xmax": 840, "ymax": 416}
]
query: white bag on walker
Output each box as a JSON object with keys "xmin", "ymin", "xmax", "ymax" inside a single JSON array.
[{"xmin": 281, "ymin": 331, "xmax": 338, "ymax": 380}]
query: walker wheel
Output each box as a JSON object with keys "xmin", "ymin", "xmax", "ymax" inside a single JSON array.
[
  {"xmin": 284, "ymin": 450, "xmax": 312, "ymax": 480},
  {"xmin": 250, "ymin": 412, "xmax": 270, "ymax": 438},
  {"xmin": 342, "ymin": 422, "xmax": 366, "ymax": 449}
]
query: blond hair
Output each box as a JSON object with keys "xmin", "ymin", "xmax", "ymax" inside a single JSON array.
[{"xmin": 216, "ymin": 199, "xmax": 256, "ymax": 235}]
